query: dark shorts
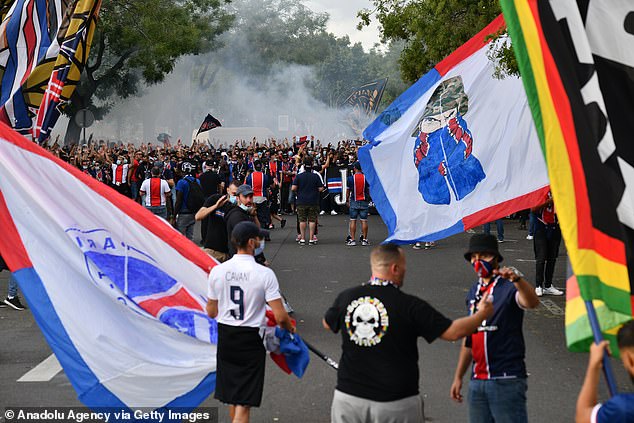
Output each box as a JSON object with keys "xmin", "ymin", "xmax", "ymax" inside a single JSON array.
[
  {"xmin": 215, "ymin": 323, "xmax": 266, "ymax": 407},
  {"xmin": 297, "ymin": 205, "xmax": 319, "ymax": 222}
]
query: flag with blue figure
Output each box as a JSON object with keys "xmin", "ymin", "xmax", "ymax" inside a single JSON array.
[
  {"xmin": 0, "ymin": 122, "xmax": 219, "ymax": 411},
  {"xmin": 360, "ymin": 15, "xmax": 550, "ymax": 244}
]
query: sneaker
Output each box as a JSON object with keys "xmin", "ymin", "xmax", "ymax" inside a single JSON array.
[
  {"xmin": 309, "ymin": 239, "xmax": 317, "ymax": 245},
  {"xmin": 296, "ymin": 234, "xmax": 302, "ymax": 242},
  {"xmin": 543, "ymin": 286, "xmax": 564, "ymax": 296},
  {"xmin": 466, "ymin": 229, "xmax": 476, "ymax": 234},
  {"xmin": 361, "ymin": 238, "xmax": 369, "ymax": 246},
  {"xmin": 319, "ymin": 210, "xmax": 326, "ymax": 215},
  {"xmin": 413, "ymin": 242, "xmax": 423, "ymax": 250},
  {"xmin": 345, "ymin": 235, "xmax": 352, "ymax": 244},
  {"xmin": 526, "ymin": 235, "xmax": 534, "ymax": 240},
  {"xmin": 281, "ymin": 219, "xmax": 287, "ymax": 229},
  {"xmin": 535, "ymin": 287, "xmax": 543, "ymax": 297},
  {"xmin": 346, "ymin": 239, "xmax": 356, "ymax": 246},
  {"xmin": 4, "ymin": 296, "xmax": 25, "ymax": 310},
  {"xmin": 312, "ymin": 235, "xmax": 318, "ymax": 243},
  {"xmin": 268, "ymin": 224, "xmax": 275, "ymax": 229},
  {"xmin": 424, "ymin": 242, "xmax": 435, "ymax": 249},
  {"xmin": 330, "ymin": 210, "xmax": 338, "ymax": 215},
  {"xmin": 299, "ymin": 239, "xmax": 306, "ymax": 245},
  {"xmin": 497, "ymin": 239, "xmax": 504, "ymax": 243}
]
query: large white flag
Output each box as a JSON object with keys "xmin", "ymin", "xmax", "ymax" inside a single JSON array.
[
  {"xmin": 0, "ymin": 125, "xmax": 218, "ymax": 410},
  {"xmin": 360, "ymin": 16, "xmax": 549, "ymax": 243}
]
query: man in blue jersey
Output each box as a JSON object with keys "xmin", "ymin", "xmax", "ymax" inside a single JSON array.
[
  {"xmin": 450, "ymin": 234, "xmax": 540, "ymax": 423},
  {"xmin": 576, "ymin": 319, "xmax": 634, "ymax": 423}
]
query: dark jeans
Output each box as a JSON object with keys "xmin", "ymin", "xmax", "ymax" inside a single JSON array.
[
  {"xmin": 256, "ymin": 200, "xmax": 271, "ymax": 228},
  {"xmin": 534, "ymin": 225, "xmax": 561, "ymax": 288},
  {"xmin": 280, "ymin": 182, "xmax": 291, "ymax": 213},
  {"xmin": 469, "ymin": 378, "xmax": 528, "ymax": 423},
  {"xmin": 483, "ymin": 220, "xmax": 504, "ymax": 241}
]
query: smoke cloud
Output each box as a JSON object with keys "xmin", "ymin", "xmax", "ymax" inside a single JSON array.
[{"xmin": 55, "ymin": 2, "xmax": 368, "ymax": 146}]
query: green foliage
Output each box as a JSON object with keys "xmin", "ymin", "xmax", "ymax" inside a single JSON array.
[
  {"xmin": 358, "ymin": 0, "xmax": 518, "ymax": 83},
  {"xmin": 69, "ymin": 0, "xmax": 233, "ymax": 119}
]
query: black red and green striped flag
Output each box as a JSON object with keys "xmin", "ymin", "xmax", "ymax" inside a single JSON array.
[{"xmin": 500, "ymin": 0, "xmax": 633, "ymax": 353}]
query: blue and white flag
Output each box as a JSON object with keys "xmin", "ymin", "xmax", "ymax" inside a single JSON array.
[
  {"xmin": 360, "ymin": 16, "xmax": 550, "ymax": 243},
  {"xmin": 0, "ymin": 123, "xmax": 218, "ymax": 411}
]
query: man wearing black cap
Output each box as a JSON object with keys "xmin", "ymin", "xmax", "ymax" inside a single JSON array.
[
  {"xmin": 207, "ymin": 222, "xmax": 294, "ymax": 423},
  {"xmin": 450, "ymin": 234, "xmax": 540, "ymax": 423},
  {"xmin": 224, "ymin": 184, "xmax": 267, "ymax": 261}
]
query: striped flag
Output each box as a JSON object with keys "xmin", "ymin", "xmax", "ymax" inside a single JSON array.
[
  {"xmin": 0, "ymin": 0, "xmax": 100, "ymax": 143},
  {"xmin": 360, "ymin": 16, "xmax": 549, "ymax": 243},
  {"xmin": 501, "ymin": 0, "xmax": 633, "ymax": 354},
  {"xmin": 0, "ymin": 122, "xmax": 219, "ymax": 409}
]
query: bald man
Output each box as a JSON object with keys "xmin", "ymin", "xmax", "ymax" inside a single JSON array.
[{"xmin": 323, "ymin": 243, "xmax": 494, "ymax": 422}]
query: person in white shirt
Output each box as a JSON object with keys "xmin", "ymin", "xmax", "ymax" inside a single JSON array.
[
  {"xmin": 138, "ymin": 166, "xmax": 172, "ymax": 219},
  {"xmin": 207, "ymin": 221, "xmax": 294, "ymax": 423}
]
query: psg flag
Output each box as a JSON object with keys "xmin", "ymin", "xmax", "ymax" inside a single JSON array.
[{"xmin": 196, "ymin": 114, "xmax": 222, "ymax": 136}]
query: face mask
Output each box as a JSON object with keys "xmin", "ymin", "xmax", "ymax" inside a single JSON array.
[
  {"xmin": 82, "ymin": 165, "xmax": 88, "ymax": 169},
  {"xmin": 472, "ymin": 259, "xmax": 494, "ymax": 278},
  {"xmin": 124, "ymin": 159, "xmax": 128, "ymax": 164},
  {"xmin": 254, "ymin": 239, "xmax": 265, "ymax": 256},
  {"xmin": 229, "ymin": 195, "xmax": 237, "ymax": 204},
  {"xmin": 116, "ymin": 160, "xmax": 121, "ymax": 165},
  {"xmin": 239, "ymin": 204, "xmax": 250, "ymax": 212}
]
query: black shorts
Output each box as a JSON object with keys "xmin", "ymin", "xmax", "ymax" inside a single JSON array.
[{"xmin": 214, "ymin": 323, "xmax": 266, "ymax": 407}]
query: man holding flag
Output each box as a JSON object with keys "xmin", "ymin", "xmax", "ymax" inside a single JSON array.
[{"xmin": 207, "ymin": 221, "xmax": 294, "ymax": 423}]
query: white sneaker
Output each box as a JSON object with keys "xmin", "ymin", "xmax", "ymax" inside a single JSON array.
[
  {"xmin": 319, "ymin": 210, "xmax": 325, "ymax": 215},
  {"xmin": 330, "ymin": 210, "xmax": 338, "ymax": 215},
  {"xmin": 526, "ymin": 235, "xmax": 534, "ymax": 240},
  {"xmin": 535, "ymin": 287, "xmax": 543, "ymax": 297},
  {"xmin": 543, "ymin": 286, "xmax": 564, "ymax": 296}
]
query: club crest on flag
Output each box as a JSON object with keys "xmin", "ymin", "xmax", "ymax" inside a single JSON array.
[
  {"xmin": 67, "ymin": 227, "xmax": 217, "ymax": 344},
  {"xmin": 411, "ymin": 76, "xmax": 486, "ymax": 205}
]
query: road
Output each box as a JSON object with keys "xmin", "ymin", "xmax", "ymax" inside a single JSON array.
[{"xmin": 1, "ymin": 215, "xmax": 631, "ymax": 422}]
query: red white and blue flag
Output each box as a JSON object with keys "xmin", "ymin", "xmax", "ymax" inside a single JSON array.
[
  {"xmin": 360, "ymin": 16, "xmax": 550, "ymax": 243},
  {"xmin": 0, "ymin": 122, "xmax": 219, "ymax": 410}
]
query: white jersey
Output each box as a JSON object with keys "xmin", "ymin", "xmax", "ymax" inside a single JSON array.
[
  {"xmin": 208, "ymin": 254, "xmax": 281, "ymax": 328},
  {"xmin": 139, "ymin": 177, "xmax": 171, "ymax": 207}
]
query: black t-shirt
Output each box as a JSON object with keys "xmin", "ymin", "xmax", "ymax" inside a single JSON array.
[
  {"xmin": 224, "ymin": 206, "xmax": 254, "ymax": 256},
  {"xmin": 292, "ymin": 172, "xmax": 323, "ymax": 206},
  {"xmin": 199, "ymin": 171, "xmax": 222, "ymax": 198},
  {"xmin": 201, "ymin": 194, "xmax": 234, "ymax": 253},
  {"xmin": 324, "ymin": 283, "xmax": 452, "ymax": 402}
]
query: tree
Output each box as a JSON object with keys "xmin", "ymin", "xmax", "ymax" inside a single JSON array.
[
  {"xmin": 65, "ymin": 0, "xmax": 233, "ymax": 143},
  {"xmin": 357, "ymin": 0, "xmax": 516, "ymax": 84}
]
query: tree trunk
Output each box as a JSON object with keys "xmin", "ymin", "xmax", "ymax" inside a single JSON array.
[{"xmin": 64, "ymin": 118, "xmax": 82, "ymax": 145}]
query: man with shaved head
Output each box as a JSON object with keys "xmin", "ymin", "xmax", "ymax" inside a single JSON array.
[{"xmin": 323, "ymin": 243, "xmax": 494, "ymax": 422}]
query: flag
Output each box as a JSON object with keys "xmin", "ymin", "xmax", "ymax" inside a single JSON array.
[
  {"xmin": 0, "ymin": 0, "xmax": 101, "ymax": 143},
  {"xmin": 294, "ymin": 135, "xmax": 308, "ymax": 148},
  {"xmin": 264, "ymin": 310, "xmax": 309, "ymax": 378},
  {"xmin": 501, "ymin": 0, "xmax": 634, "ymax": 354},
  {"xmin": 157, "ymin": 132, "xmax": 171, "ymax": 148},
  {"xmin": 360, "ymin": 15, "xmax": 549, "ymax": 244},
  {"xmin": 340, "ymin": 78, "xmax": 388, "ymax": 137},
  {"xmin": 196, "ymin": 113, "xmax": 222, "ymax": 136},
  {"xmin": 0, "ymin": 122, "xmax": 219, "ymax": 410}
]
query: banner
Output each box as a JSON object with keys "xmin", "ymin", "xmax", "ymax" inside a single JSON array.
[
  {"xmin": 501, "ymin": 0, "xmax": 633, "ymax": 353},
  {"xmin": 360, "ymin": 16, "xmax": 549, "ymax": 243},
  {"xmin": 340, "ymin": 78, "xmax": 388, "ymax": 136},
  {"xmin": 0, "ymin": 123, "xmax": 218, "ymax": 410},
  {"xmin": 196, "ymin": 113, "xmax": 222, "ymax": 136},
  {"xmin": 0, "ymin": 0, "xmax": 101, "ymax": 143}
]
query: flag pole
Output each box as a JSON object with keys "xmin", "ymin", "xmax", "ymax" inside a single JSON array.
[
  {"xmin": 583, "ymin": 300, "xmax": 618, "ymax": 397},
  {"xmin": 302, "ymin": 339, "xmax": 339, "ymax": 370}
]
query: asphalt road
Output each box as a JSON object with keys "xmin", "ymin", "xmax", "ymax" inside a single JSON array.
[{"xmin": 1, "ymin": 215, "xmax": 631, "ymax": 422}]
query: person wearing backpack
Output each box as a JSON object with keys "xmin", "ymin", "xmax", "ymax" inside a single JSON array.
[{"xmin": 174, "ymin": 162, "xmax": 204, "ymax": 241}]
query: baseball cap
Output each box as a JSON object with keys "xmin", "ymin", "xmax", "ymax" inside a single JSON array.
[
  {"xmin": 236, "ymin": 184, "xmax": 254, "ymax": 196},
  {"xmin": 353, "ymin": 161, "xmax": 362, "ymax": 170},
  {"xmin": 464, "ymin": 234, "xmax": 503, "ymax": 262},
  {"xmin": 231, "ymin": 221, "xmax": 269, "ymax": 244}
]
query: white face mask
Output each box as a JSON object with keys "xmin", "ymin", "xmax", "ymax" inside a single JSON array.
[
  {"xmin": 254, "ymin": 239, "xmax": 265, "ymax": 256},
  {"xmin": 116, "ymin": 159, "xmax": 122, "ymax": 165}
]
